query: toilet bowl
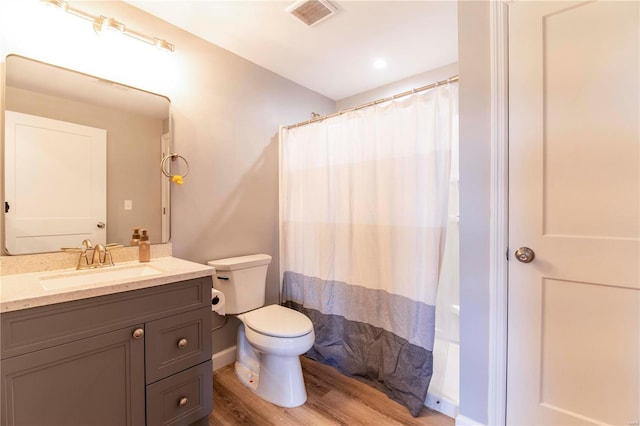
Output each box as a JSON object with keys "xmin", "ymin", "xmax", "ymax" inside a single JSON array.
[
  {"xmin": 208, "ymin": 254, "xmax": 315, "ymax": 408},
  {"xmin": 235, "ymin": 304, "xmax": 314, "ymax": 407}
]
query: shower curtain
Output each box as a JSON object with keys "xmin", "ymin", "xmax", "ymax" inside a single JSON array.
[{"xmin": 279, "ymin": 82, "xmax": 458, "ymax": 416}]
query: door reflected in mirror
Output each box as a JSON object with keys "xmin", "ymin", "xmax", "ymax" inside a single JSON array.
[{"xmin": 3, "ymin": 55, "xmax": 171, "ymax": 255}]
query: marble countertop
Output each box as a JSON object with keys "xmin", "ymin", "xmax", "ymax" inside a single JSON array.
[{"xmin": 0, "ymin": 256, "xmax": 215, "ymax": 313}]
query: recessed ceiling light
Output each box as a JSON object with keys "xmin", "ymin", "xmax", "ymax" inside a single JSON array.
[{"xmin": 373, "ymin": 58, "xmax": 388, "ymax": 69}]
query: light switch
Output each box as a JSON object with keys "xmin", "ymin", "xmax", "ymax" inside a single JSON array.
[{"xmin": 124, "ymin": 200, "xmax": 133, "ymax": 210}]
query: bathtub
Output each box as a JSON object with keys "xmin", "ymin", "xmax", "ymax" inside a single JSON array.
[
  {"xmin": 426, "ymin": 202, "xmax": 460, "ymax": 417},
  {"xmin": 426, "ymin": 334, "xmax": 459, "ymax": 418}
]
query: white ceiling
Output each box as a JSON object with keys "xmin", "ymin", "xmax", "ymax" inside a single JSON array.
[{"xmin": 125, "ymin": 1, "xmax": 458, "ymax": 101}]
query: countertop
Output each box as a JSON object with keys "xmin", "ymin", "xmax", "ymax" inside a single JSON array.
[{"xmin": 0, "ymin": 257, "xmax": 215, "ymax": 313}]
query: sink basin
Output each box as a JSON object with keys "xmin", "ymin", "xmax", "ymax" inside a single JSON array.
[{"xmin": 40, "ymin": 264, "xmax": 164, "ymax": 291}]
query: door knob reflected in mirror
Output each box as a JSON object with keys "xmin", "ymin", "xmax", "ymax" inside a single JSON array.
[{"xmin": 515, "ymin": 247, "xmax": 535, "ymax": 263}]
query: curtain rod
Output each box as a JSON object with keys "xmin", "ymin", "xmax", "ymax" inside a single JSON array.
[{"xmin": 284, "ymin": 75, "xmax": 459, "ymax": 130}]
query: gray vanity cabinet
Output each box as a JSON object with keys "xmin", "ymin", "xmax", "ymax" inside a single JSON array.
[
  {"xmin": 1, "ymin": 325, "xmax": 146, "ymax": 425},
  {"xmin": 0, "ymin": 276, "xmax": 213, "ymax": 426}
]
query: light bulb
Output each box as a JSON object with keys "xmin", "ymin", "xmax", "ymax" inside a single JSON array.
[{"xmin": 373, "ymin": 58, "xmax": 388, "ymax": 69}]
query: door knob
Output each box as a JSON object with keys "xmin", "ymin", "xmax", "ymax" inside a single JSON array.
[{"xmin": 515, "ymin": 247, "xmax": 535, "ymax": 263}]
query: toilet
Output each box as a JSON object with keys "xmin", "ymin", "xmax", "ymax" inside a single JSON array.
[{"xmin": 208, "ymin": 254, "xmax": 315, "ymax": 408}]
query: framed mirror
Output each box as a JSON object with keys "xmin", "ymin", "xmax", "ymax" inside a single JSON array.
[{"xmin": 3, "ymin": 55, "xmax": 171, "ymax": 255}]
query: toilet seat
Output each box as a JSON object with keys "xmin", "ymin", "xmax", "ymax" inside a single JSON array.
[{"xmin": 244, "ymin": 305, "xmax": 313, "ymax": 338}]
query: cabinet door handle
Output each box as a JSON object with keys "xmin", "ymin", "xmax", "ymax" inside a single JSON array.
[
  {"xmin": 178, "ymin": 397, "xmax": 188, "ymax": 407},
  {"xmin": 177, "ymin": 338, "xmax": 188, "ymax": 349},
  {"xmin": 132, "ymin": 328, "xmax": 144, "ymax": 339}
]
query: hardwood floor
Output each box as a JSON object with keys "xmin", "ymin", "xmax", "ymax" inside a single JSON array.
[{"xmin": 209, "ymin": 357, "xmax": 454, "ymax": 426}]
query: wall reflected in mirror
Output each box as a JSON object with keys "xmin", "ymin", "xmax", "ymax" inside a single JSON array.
[{"xmin": 3, "ymin": 55, "xmax": 171, "ymax": 255}]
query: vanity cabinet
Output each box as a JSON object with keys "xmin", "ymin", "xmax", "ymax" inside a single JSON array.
[{"xmin": 0, "ymin": 276, "xmax": 213, "ymax": 426}]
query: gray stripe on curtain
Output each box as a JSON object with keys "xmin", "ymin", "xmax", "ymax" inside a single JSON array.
[
  {"xmin": 284, "ymin": 300, "xmax": 433, "ymax": 417},
  {"xmin": 282, "ymin": 271, "xmax": 437, "ymax": 351}
]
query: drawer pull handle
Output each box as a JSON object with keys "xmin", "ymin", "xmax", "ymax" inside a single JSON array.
[
  {"xmin": 132, "ymin": 328, "xmax": 144, "ymax": 339},
  {"xmin": 178, "ymin": 397, "xmax": 188, "ymax": 407},
  {"xmin": 177, "ymin": 338, "xmax": 188, "ymax": 349}
]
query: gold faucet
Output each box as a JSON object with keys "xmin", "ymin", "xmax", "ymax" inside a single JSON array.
[
  {"xmin": 62, "ymin": 240, "xmax": 123, "ymax": 270},
  {"xmin": 91, "ymin": 243, "xmax": 106, "ymax": 265}
]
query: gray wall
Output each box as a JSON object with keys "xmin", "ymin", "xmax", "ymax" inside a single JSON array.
[
  {"xmin": 1, "ymin": 1, "xmax": 336, "ymax": 353},
  {"xmin": 458, "ymin": 1, "xmax": 492, "ymax": 424},
  {"xmin": 336, "ymin": 62, "xmax": 459, "ymax": 110}
]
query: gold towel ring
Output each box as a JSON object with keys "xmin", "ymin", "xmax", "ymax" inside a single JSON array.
[{"xmin": 161, "ymin": 153, "xmax": 190, "ymax": 179}]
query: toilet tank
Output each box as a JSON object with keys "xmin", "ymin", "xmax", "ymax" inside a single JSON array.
[{"xmin": 207, "ymin": 254, "xmax": 272, "ymax": 314}]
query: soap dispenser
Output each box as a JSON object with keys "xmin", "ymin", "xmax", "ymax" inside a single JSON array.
[
  {"xmin": 138, "ymin": 229, "xmax": 150, "ymax": 262},
  {"xmin": 130, "ymin": 228, "xmax": 141, "ymax": 246}
]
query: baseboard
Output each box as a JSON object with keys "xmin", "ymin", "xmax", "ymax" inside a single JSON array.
[
  {"xmin": 425, "ymin": 392, "xmax": 458, "ymax": 418},
  {"xmin": 455, "ymin": 414, "xmax": 485, "ymax": 426},
  {"xmin": 212, "ymin": 346, "xmax": 236, "ymax": 371}
]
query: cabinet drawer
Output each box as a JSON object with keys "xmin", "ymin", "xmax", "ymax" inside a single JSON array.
[
  {"xmin": 146, "ymin": 360, "xmax": 212, "ymax": 426},
  {"xmin": 145, "ymin": 307, "xmax": 211, "ymax": 384},
  {"xmin": 1, "ymin": 277, "xmax": 210, "ymax": 360}
]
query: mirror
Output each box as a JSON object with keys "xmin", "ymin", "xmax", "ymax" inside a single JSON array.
[{"xmin": 3, "ymin": 55, "xmax": 171, "ymax": 255}]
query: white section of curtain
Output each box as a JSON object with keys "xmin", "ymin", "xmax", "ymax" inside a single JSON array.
[
  {"xmin": 429, "ymin": 169, "xmax": 461, "ymax": 404},
  {"xmin": 279, "ymin": 82, "xmax": 458, "ymax": 312}
]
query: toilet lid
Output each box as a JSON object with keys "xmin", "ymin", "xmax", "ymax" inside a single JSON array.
[{"xmin": 244, "ymin": 305, "xmax": 313, "ymax": 338}]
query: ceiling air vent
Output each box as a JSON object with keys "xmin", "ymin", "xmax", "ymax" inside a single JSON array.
[{"xmin": 286, "ymin": 0, "xmax": 337, "ymax": 27}]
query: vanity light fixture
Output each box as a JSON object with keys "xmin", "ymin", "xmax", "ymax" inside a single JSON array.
[
  {"xmin": 93, "ymin": 16, "xmax": 125, "ymax": 35},
  {"xmin": 42, "ymin": 0, "xmax": 67, "ymax": 11},
  {"xmin": 40, "ymin": 0, "xmax": 175, "ymax": 53}
]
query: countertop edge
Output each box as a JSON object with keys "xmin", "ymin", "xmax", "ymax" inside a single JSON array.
[{"xmin": 0, "ymin": 257, "xmax": 215, "ymax": 313}]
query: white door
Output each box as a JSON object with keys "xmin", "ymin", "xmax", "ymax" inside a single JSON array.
[
  {"xmin": 508, "ymin": 1, "xmax": 639, "ymax": 425},
  {"xmin": 161, "ymin": 132, "xmax": 171, "ymax": 242},
  {"xmin": 4, "ymin": 111, "xmax": 107, "ymax": 254}
]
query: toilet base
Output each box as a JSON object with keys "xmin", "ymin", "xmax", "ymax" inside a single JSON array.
[
  {"xmin": 235, "ymin": 361, "xmax": 259, "ymax": 392},
  {"xmin": 235, "ymin": 324, "xmax": 310, "ymax": 408},
  {"xmin": 235, "ymin": 355, "xmax": 308, "ymax": 408}
]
